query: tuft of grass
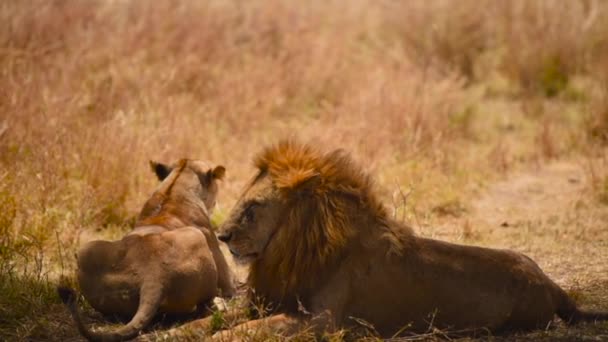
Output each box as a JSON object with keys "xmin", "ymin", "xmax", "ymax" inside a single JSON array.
[
  {"xmin": 391, "ymin": 0, "xmax": 491, "ymax": 82},
  {"xmin": 431, "ymin": 199, "xmax": 468, "ymax": 218},
  {"xmin": 539, "ymin": 56, "xmax": 569, "ymax": 98},
  {"xmin": 0, "ymin": 274, "xmax": 61, "ymax": 340},
  {"xmin": 497, "ymin": 1, "xmax": 604, "ymax": 97},
  {"xmin": 210, "ymin": 209, "xmax": 229, "ymax": 230},
  {"xmin": 597, "ymin": 177, "xmax": 608, "ymax": 205},
  {"xmin": 536, "ymin": 118, "xmax": 558, "ymax": 159},
  {"xmin": 567, "ymin": 288, "xmax": 587, "ymax": 305},
  {"xmin": 586, "ymin": 58, "xmax": 608, "ymax": 144},
  {"xmin": 210, "ymin": 310, "xmax": 225, "ymax": 332}
]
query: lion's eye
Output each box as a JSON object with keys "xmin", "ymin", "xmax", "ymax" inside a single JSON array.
[
  {"xmin": 245, "ymin": 208, "xmax": 255, "ymax": 222},
  {"xmin": 243, "ymin": 202, "xmax": 259, "ymax": 222}
]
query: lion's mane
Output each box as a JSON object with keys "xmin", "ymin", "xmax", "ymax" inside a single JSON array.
[{"xmin": 248, "ymin": 141, "xmax": 413, "ymax": 308}]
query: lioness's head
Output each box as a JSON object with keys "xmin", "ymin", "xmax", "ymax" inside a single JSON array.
[
  {"xmin": 149, "ymin": 159, "xmax": 225, "ymax": 213},
  {"xmin": 218, "ymin": 141, "xmax": 387, "ymax": 295}
]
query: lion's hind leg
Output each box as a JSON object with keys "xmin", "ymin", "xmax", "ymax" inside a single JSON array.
[{"xmin": 498, "ymin": 285, "xmax": 558, "ymax": 332}]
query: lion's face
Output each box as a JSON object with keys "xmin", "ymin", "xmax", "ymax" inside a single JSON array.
[{"xmin": 218, "ymin": 174, "xmax": 285, "ymax": 264}]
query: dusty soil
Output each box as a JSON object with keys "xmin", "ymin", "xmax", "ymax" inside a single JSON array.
[
  {"xmin": 415, "ymin": 159, "xmax": 608, "ymax": 341},
  {"xmin": 468, "ymin": 160, "xmax": 608, "ymax": 291}
]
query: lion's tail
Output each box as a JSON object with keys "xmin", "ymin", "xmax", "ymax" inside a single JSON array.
[
  {"xmin": 57, "ymin": 284, "xmax": 162, "ymax": 342},
  {"xmin": 555, "ymin": 287, "xmax": 608, "ymax": 324}
]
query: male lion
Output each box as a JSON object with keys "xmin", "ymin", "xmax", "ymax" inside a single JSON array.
[
  {"xmin": 200, "ymin": 141, "xmax": 606, "ymax": 338},
  {"xmin": 58, "ymin": 159, "xmax": 235, "ymax": 342}
]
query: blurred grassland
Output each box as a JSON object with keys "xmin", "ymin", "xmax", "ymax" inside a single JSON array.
[{"xmin": 1, "ymin": 0, "xmax": 608, "ymax": 340}]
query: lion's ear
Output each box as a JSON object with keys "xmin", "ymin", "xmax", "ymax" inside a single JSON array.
[
  {"xmin": 276, "ymin": 169, "xmax": 321, "ymax": 193},
  {"xmin": 212, "ymin": 165, "xmax": 226, "ymax": 180},
  {"xmin": 149, "ymin": 161, "xmax": 173, "ymax": 181}
]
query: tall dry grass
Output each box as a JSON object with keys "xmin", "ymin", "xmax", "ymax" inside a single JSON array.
[
  {"xmin": 1, "ymin": 0, "xmax": 608, "ymax": 340},
  {"xmin": 0, "ymin": 0, "xmax": 465, "ymax": 278},
  {"xmin": 391, "ymin": 0, "xmax": 608, "ymax": 96},
  {"xmin": 498, "ymin": 0, "xmax": 607, "ymax": 96}
]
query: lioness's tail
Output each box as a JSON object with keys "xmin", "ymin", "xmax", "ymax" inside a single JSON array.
[
  {"xmin": 57, "ymin": 284, "xmax": 162, "ymax": 342},
  {"xmin": 555, "ymin": 287, "xmax": 608, "ymax": 324}
]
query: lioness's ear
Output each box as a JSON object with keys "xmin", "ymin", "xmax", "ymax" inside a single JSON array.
[
  {"xmin": 276, "ymin": 169, "xmax": 321, "ymax": 193},
  {"xmin": 149, "ymin": 161, "xmax": 173, "ymax": 181},
  {"xmin": 212, "ymin": 165, "xmax": 226, "ymax": 180},
  {"xmin": 201, "ymin": 165, "xmax": 226, "ymax": 186}
]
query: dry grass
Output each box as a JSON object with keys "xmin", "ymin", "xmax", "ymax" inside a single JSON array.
[{"xmin": 1, "ymin": 0, "xmax": 608, "ymax": 341}]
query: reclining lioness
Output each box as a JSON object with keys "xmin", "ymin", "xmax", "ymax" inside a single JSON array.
[{"xmin": 58, "ymin": 159, "xmax": 235, "ymax": 342}]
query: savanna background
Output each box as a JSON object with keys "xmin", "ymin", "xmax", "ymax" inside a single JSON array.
[{"xmin": 1, "ymin": 0, "xmax": 608, "ymax": 341}]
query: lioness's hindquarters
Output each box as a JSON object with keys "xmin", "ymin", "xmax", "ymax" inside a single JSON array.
[{"xmin": 62, "ymin": 159, "xmax": 235, "ymax": 342}]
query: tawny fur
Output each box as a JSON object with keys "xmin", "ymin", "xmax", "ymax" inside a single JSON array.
[
  {"xmin": 58, "ymin": 159, "xmax": 235, "ymax": 342},
  {"xmin": 209, "ymin": 140, "xmax": 608, "ymax": 338}
]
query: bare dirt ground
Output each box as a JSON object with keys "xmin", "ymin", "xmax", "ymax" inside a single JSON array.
[
  {"xmin": 471, "ymin": 160, "xmax": 608, "ymax": 287},
  {"xmin": 419, "ymin": 159, "xmax": 608, "ymax": 341}
]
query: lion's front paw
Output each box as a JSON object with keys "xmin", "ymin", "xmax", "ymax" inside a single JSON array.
[{"xmin": 212, "ymin": 328, "xmax": 252, "ymax": 342}]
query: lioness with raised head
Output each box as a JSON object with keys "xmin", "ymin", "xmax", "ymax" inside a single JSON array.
[
  {"xmin": 183, "ymin": 141, "xmax": 607, "ymax": 339},
  {"xmin": 58, "ymin": 159, "xmax": 235, "ymax": 342}
]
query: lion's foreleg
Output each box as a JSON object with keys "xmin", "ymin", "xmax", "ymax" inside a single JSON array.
[
  {"xmin": 137, "ymin": 307, "xmax": 245, "ymax": 341},
  {"xmin": 211, "ymin": 311, "xmax": 337, "ymax": 341},
  {"xmin": 211, "ymin": 314, "xmax": 305, "ymax": 341}
]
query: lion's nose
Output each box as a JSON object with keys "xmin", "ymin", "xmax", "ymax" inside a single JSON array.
[{"xmin": 217, "ymin": 231, "xmax": 232, "ymax": 243}]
